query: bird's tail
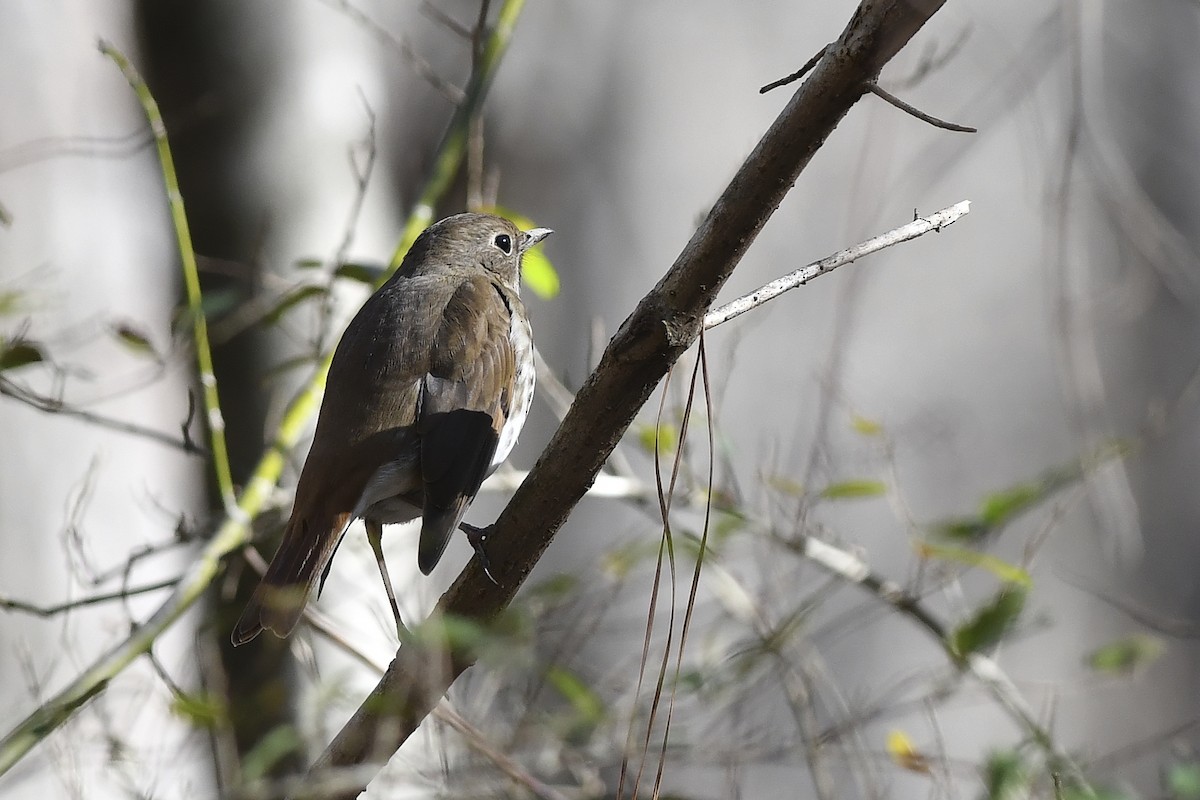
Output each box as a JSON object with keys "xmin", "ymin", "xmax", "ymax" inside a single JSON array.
[{"xmin": 231, "ymin": 509, "xmax": 350, "ymax": 646}]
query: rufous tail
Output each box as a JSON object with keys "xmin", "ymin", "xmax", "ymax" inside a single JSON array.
[{"xmin": 231, "ymin": 510, "xmax": 349, "ymax": 646}]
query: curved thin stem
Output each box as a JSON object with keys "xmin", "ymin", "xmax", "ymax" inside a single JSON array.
[{"xmin": 99, "ymin": 40, "xmax": 237, "ymax": 511}]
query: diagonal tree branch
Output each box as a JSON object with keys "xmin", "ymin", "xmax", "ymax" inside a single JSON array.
[{"xmin": 309, "ymin": 0, "xmax": 953, "ymax": 794}]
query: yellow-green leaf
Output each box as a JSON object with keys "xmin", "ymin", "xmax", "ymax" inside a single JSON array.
[
  {"xmin": 0, "ymin": 291, "xmax": 25, "ymax": 316},
  {"xmin": 850, "ymin": 414, "xmax": 883, "ymax": 436},
  {"xmin": 521, "ymin": 245, "xmax": 559, "ymax": 299},
  {"xmin": 636, "ymin": 422, "xmax": 677, "ymax": 453},
  {"xmin": 819, "ymin": 479, "xmax": 886, "ymax": 499},
  {"xmin": 546, "ymin": 666, "xmax": 604, "ymax": 724},
  {"xmin": 915, "ymin": 540, "xmax": 1032, "ymax": 587},
  {"xmin": 886, "ymin": 729, "xmax": 931, "ymax": 774},
  {"xmin": 169, "ymin": 691, "xmax": 227, "ymax": 730},
  {"xmin": 1085, "ymin": 634, "xmax": 1163, "ymax": 675},
  {"xmin": 111, "ymin": 323, "xmax": 158, "ymax": 358},
  {"xmin": 765, "ymin": 475, "xmax": 805, "ymax": 497},
  {"xmin": 482, "ymin": 205, "xmax": 559, "ymax": 300}
]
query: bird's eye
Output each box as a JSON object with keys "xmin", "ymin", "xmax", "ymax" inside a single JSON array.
[{"xmin": 493, "ymin": 233, "xmax": 512, "ymax": 254}]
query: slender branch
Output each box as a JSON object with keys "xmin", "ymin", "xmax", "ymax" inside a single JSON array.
[
  {"xmin": 318, "ymin": 0, "xmax": 464, "ymax": 102},
  {"xmin": 780, "ymin": 532, "xmax": 1086, "ymax": 783},
  {"xmin": 0, "ymin": 375, "xmax": 204, "ymax": 455},
  {"xmin": 420, "ymin": 1, "xmax": 473, "ymax": 40},
  {"xmin": 308, "ymin": 2, "xmax": 955, "ymax": 795},
  {"xmin": 760, "ymin": 45, "xmax": 829, "ymax": 94},
  {"xmin": 0, "ymin": 578, "xmax": 177, "ymax": 618},
  {"xmin": 99, "ymin": 41, "xmax": 237, "ymax": 512},
  {"xmin": 705, "ymin": 201, "xmax": 971, "ymax": 329},
  {"xmin": 867, "ymin": 82, "xmax": 977, "ymax": 133},
  {"xmin": 0, "ymin": 5, "xmax": 531, "ymax": 777}
]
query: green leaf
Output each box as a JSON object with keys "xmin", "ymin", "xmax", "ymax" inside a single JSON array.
[
  {"xmin": 983, "ymin": 750, "xmax": 1028, "ymax": 800},
  {"xmin": 334, "ymin": 261, "xmax": 385, "ymax": 285},
  {"xmin": 1167, "ymin": 762, "xmax": 1200, "ymax": 800},
  {"xmin": 949, "ymin": 584, "xmax": 1027, "ymax": 659},
  {"xmin": 241, "ymin": 725, "xmax": 303, "ymax": 783},
  {"xmin": 1085, "ymin": 634, "xmax": 1163, "ymax": 675},
  {"xmin": 932, "ymin": 518, "xmax": 991, "ymax": 541},
  {"xmin": 169, "ymin": 691, "xmax": 227, "ymax": 730},
  {"xmin": 819, "ymin": 479, "xmax": 886, "ymax": 499},
  {"xmin": 0, "ymin": 340, "xmax": 44, "ymax": 372},
  {"xmin": 263, "ymin": 285, "xmax": 327, "ymax": 325},
  {"xmin": 110, "ymin": 323, "xmax": 158, "ymax": 359},
  {"xmin": 915, "ymin": 540, "xmax": 1032, "ymax": 586},
  {"xmin": 980, "ymin": 482, "xmax": 1044, "ymax": 527},
  {"xmin": 930, "ymin": 457, "xmax": 1109, "ymax": 541}
]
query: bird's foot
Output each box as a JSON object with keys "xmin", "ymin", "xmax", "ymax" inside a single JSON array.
[{"xmin": 461, "ymin": 523, "xmax": 500, "ymax": 586}]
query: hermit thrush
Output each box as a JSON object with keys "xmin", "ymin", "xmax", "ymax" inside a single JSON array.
[{"xmin": 232, "ymin": 213, "xmax": 550, "ymax": 646}]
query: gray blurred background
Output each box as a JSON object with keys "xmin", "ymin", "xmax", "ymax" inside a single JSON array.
[{"xmin": 2, "ymin": 1, "xmax": 1198, "ymax": 798}]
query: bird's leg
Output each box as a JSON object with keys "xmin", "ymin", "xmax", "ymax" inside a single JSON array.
[
  {"xmin": 365, "ymin": 519, "xmax": 408, "ymax": 639},
  {"xmin": 459, "ymin": 522, "xmax": 500, "ymax": 586}
]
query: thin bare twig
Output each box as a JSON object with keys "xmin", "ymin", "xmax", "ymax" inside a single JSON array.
[
  {"xmin": 318, "ymin": 0, "xmax": 464, "ymax": 103},
  {"xmin": 760, "ymin": 45, "xmax": 830, "ymax": 94},
  {"xmin": 891, "ymin": 26, "xmax": 972, "ymax": 90},
  {"xmin": 0, "ymin": 579, "xmax": 178, "ymax": 618},
  {"xmin": 420, "ymin": 2, "xmax": 473, "ymax": 40},
  {"xmin": 867, "ymin": 82, "xmax": 977, "ymax": 132},
  {"xmin": 0, "ymin": 375, "xmax": 204, "ymax": 455},
  {"xmin": 705, "ymin": 201, "xmax": 971, "ymax": 329}
]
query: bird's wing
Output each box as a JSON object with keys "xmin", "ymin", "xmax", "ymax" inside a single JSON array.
[
  {"xmin": 416, "ymin": 276, "xmax": 517, "ymax": 574},
  {"xmin": 232, "ymin": 280, "xmax": 432, "ymax": 645}
]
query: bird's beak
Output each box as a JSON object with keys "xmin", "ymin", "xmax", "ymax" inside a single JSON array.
[{"xmin": 521, "ymin": 227, "xmax": 553, "ymax": 250}]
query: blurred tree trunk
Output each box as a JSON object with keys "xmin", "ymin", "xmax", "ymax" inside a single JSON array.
[{"xmin": 135, "ymin": 0, "xmax": 302, "ymax": 783}]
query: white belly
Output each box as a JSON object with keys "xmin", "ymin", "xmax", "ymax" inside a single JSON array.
[{"xmin": 491, "ymin": 309, "xmax": 534, "ymax": 473}]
